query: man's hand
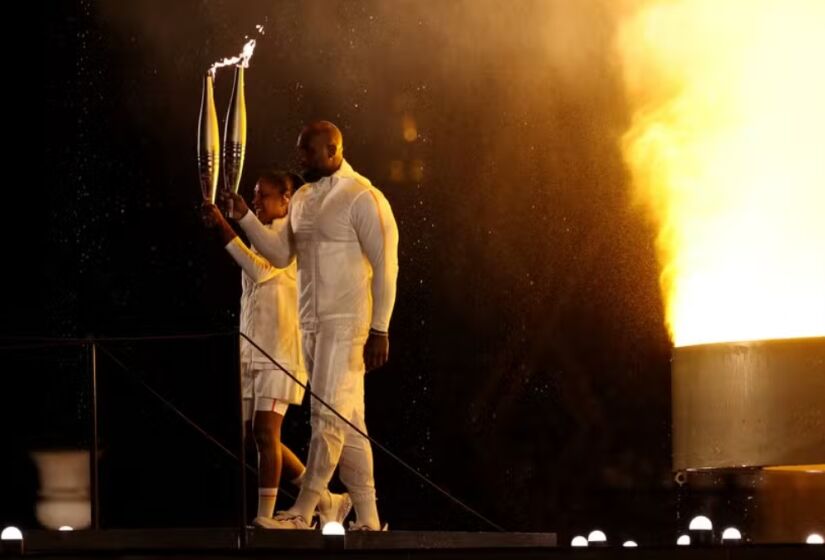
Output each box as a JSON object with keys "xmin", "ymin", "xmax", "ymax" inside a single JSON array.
[
  {"xmin": 364, "ymin": 332, "xmax": 389, "ymax": 372},
  {"xmin": 217, "ymin": 190, "xmax": 250, "ymax": 220}
]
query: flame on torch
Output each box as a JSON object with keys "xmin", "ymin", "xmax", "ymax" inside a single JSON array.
[{"xmin": 209, "ymin": 39, "xmax": 257, "ymax": 77}]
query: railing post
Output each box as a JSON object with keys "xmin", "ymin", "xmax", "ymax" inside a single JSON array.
[
  {"xmin": 236, "ymin": 332, "xmax": 248, "ymax": 548},
  {"xmin": 88, "ymin": 339, "xmax": 100, "ymax": 529}
]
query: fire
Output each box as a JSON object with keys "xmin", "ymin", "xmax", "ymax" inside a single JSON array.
[
  {"xmin": 617, "ymin": 0, "xmax": 825, "ymax": 347},
  {"xmin": 209, "ymin": 38, "xmax": 258, "ymax": 76}
]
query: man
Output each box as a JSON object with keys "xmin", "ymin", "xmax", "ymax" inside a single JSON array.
[
  {"xmin": 203, "ymin": 170, "xmax": 350, "ymax": 528},
  {"xmin": 221, "ymin": 121, "xmax": 399, "ymax": 530}
]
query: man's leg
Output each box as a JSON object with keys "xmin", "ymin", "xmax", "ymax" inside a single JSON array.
[
  {"xmin": 288, "ymin": 324, "xmax": 362, "ymax": 521},
  {"xmin": 339, "ymin": 384, "xmax": 380, "ymax": 529}
]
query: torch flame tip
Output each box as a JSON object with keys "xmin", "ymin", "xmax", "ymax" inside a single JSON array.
[{"xmin": 207, "ymin": 38, "xmax": 257, "ymax": 75}]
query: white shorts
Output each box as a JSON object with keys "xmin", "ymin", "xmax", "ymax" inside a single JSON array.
[
  {"xmin": 241, "ymin": 363, "xmax": 304, "ymax": 421},
  {"xmin": 241, "ymin": 363, "xmax": 305, "ymax": 403},
  {"xmin": 242, "ymin": 397, "xmax": 289, "ymax": 421}
]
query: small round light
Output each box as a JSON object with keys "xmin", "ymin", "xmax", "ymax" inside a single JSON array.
[
  {"xmin": 1, "ymin": 527, "xmax": 22, "ymax": 541},
  {"xmin": 689, "ymin": 515, "xmax": 713, "ymax": 531},
  {"xmin": 721, "ymin": 527, "xmax": 741, "ymax": 542},
  {"xmin": 623, "ymin": 540, "xmax": 638, "ymax": 547},
  {"xmin": 587, "ymin": 530, "xmax": 607, "ymax": 543},
  {"xmin": 59, "ymin": 526, "xmax": 74, "ymax": 532},
  {"xmin": 570, "ymin": 536, "xmax": 589, "ymax": 547},
  {"xmin": 806, "ymin": 533, "xmax": 824, "ymax": 545},
  {"xmin": 677, "ymin": 534, "xmax": 691, "ymax": 546},
  {"xmin": 321, "ymin": 521, "xmax": 345, "ymax": 536}
]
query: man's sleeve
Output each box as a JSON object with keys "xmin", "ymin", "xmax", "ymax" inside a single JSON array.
[{"xmin": 351, "ymin": 188, "xmax": 399, "ymax": 332}]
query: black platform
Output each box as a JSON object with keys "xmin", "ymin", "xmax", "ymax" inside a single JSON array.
[
  {"xmin": 11, "ymin": 528, "xmax": 555, "ymax": 558},
  {"xmin": 10, "ymin": 529, "xmax": 824, "ymax": 559}
]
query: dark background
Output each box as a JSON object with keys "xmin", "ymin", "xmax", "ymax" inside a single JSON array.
[{"xmin": 5, "ymin": 0, "xmax": 691, "ymax": 543}]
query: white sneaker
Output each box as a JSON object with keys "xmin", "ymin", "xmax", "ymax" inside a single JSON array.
[
  {"xmin": 318, "ymin": 492, "xmax": 353, "ymax": 526},
  {"xmin": 254, "ymin": 511, "xmax": 316, "ymax": 530}
]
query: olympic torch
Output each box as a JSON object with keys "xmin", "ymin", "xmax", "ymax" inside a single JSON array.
[
  {"xmin": 222, "ymin": 65, "xmax": 247, "ymax": 216},
  {"xmin": 197, "ymin": 72, "xmax": 220, "ymax": 203}
]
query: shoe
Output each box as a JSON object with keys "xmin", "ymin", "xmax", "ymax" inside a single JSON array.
[
  {"xmin": 318, "ymin": 492, "xmax": 353, "ymax": 526},
  {"xmin": 348, "ymin": 520, "xmax": 389, "ymax": 531},
  {"xmin": 252, "ymin": 516, "xmax": 273, "ymax": 528},
  {"xmin": 254, "ymin": 511, "xmax": 316, "ymax": 530}
]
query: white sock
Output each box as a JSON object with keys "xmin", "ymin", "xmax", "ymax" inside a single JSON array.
[
  {"xmin": 257, "ymin": 488, "xmax": 278, "ymax": 519},
  {"xmin": 352, "ymin": 497, "xmax": 380, "ymax": 529}
]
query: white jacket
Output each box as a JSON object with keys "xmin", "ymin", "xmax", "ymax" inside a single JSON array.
[
  {"xmin": 224, "ymin": 222, "xmax": 307, "ymax": 380},
  {"xmin": 239, "ymin": 160, "xmax": 399, "ymax": 333}
]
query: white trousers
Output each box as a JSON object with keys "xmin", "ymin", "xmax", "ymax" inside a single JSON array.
[{"xmin": 301, "ymin": 320, "xmax": 376, "ymax": 504}]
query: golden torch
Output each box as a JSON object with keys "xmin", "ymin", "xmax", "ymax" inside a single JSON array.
[
  {"xmin": 203, "ymin": 39, "xmax": 255, "ymax": 213},
  {"xmin": 222, "ymin": 65, "xmax": 247, "ymax": 215},
  {"xmin": 197, "ymin": 72, "xmax": 220, "ymax": 203}
]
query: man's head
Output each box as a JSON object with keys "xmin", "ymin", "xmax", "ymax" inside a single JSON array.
[
  {"xmin": 253, "ymin": 171, "xmax": 303, "ymax": 224},
  {"xmin": 296, "ymin": 120, "xmax": 344, "ymax": 182}
]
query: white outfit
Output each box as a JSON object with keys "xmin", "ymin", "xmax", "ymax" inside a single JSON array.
[
  {"xmin": 238, "ymin": 160, "xmax": 398, "ymax": 333},
  {"xmin": 238, "ymin": 160, "xmax": 399, "ymax": 505},
  {"xmin": 224, "ymin": 221, "xmax": 308, "ymax": 416}
]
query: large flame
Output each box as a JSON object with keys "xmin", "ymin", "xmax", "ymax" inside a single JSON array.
[{"xmin": 617, "ymin": 0, "xmax": 825, "ymax": 347}]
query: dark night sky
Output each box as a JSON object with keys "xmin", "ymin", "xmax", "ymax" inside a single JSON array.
[{"xmin": 6, "ymin": 0, "xmax": 693, "ymax": 541}]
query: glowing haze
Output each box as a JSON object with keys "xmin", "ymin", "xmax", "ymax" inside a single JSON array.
[{"xmin": 617, "ymin": 0, "xmax": 825, "ymax": 347}]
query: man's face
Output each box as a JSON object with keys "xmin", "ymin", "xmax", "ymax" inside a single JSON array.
[
  {"xmin": 296, "ymin": 131, "xmax": 333, "ymax": 180},
  {"xmin": 252, "ymin": 180, "xmax": 290, "ymax": 224}
]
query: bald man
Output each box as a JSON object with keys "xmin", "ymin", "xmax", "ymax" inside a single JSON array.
[{"xmin": 221, "ymin": 121, "xmax": 399, "ymax": 530}]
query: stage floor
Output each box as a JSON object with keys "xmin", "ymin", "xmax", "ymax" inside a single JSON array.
[{"xmin": 12, "ymin": 529, "xmax": 824, "ymax": 559}]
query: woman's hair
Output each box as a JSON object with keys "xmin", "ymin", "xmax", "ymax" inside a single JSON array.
[{"xmin": 258, "ymin": 170, "xmax": 305, "ymax": 196}]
